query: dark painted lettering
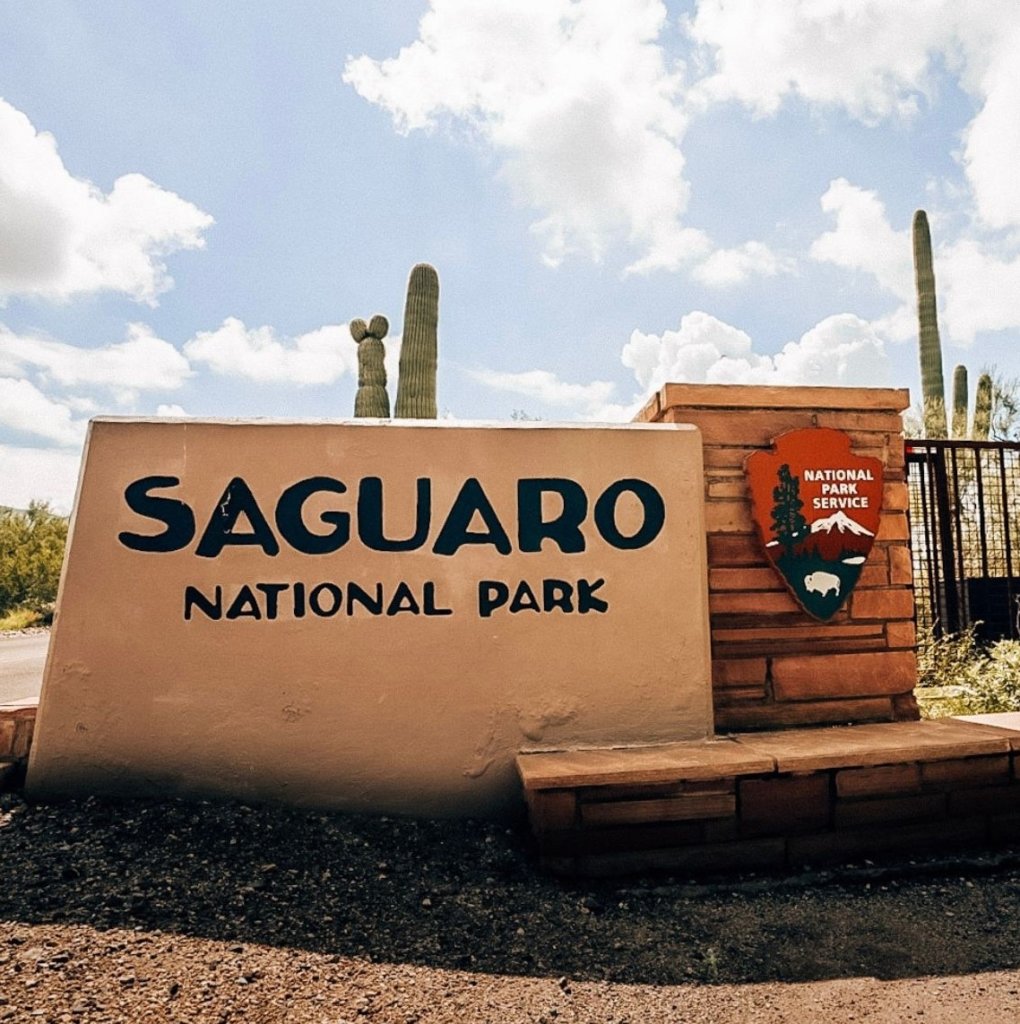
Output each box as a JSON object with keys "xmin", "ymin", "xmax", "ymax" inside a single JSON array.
[
  {"xmin": 358, "ymin": 477, "xmax": 431, "ymax": 551},
  {"xmin": 347, "ymin": 581, "xmax": 383, "ymax": 615},
  {"xmin": 578, "ymin": 577, "xmax": 608, "ymax": 613},
  {"xmin": 433, "ymin": 478, "xmax": 512, "ymax": 556},
  {"xmin": 542, "ymin": 578, "xmax": 574, "ymax": 613},
  {"xmin": 509, "ymin": 580, "xmax": 541, "ymax": 613},
  {"xmin": 255, "ymin": 582, "xmax": 289, "ymax": 619},
  {"xmin": 422, "ymin": 581, "xmax": 453, "ymax": 616},
  {"xmin": 594, "ymin": 479, "xmax": 665, "ymax": 550},
  {"xmin": 309, "ymin": 582, "xmax": 342, "ymax": 617},
  {"xmin": 517, "ymin": 479, "xmax": 587, "ymax": 553},
  {"xmin": 386, "ymin": 581, "xmax": 420, "ymax": 615},
  {"xmin": 478, "ymin": 580, "xmax": 509, "ymax": 617},
  {"xmin": 275, "ymin": 477, "xmax": 349, "ymax": 554},
  {"xmin": 119, "ymin": 476, "xmax": 196, "ymax": 552},
  {"xmin": 184, "ymin": 584, "xmax": 222, "ymax": 620},
  {"xmin": 225, "ymin": 584, "xmax": 262, "ymax": 620},
  {"xmin": 195, "ymin": 477, "xmax": 280, "ymax": 558}
]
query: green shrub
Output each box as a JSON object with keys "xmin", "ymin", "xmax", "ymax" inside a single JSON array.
[
  {"xmin": 0, "ymin": 607, "xmax": 47, "ymax": 631},
  {"xmin": 0, "ymin": 501, "xmax": 67, "ymax": 618},
  {"xmin": 916, "ymin": 626, "xmax": 1020, "ymax": 717}
]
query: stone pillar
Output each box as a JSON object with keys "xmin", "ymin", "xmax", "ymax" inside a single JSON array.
[{"xmin": 635, "ymin": 384, "xmax": 916, "ymax": 731}]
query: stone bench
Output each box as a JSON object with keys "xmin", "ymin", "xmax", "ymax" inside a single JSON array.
[
  {"xmin": 0, "ymin": 701, "xmax": 37, "ymax": 792},
  {"xmin": 516, "ymin": 717, "xmax": 1020, "ymax": 877}
]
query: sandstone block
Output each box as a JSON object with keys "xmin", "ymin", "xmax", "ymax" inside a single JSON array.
[
  {"xmin": 739, "ymin": 774, "xmax": 831, "ymax": 835},
  {"xmin": 527, "ymin": 790, "xmax": 577, "ymax": 832},
  {"xmin": 876, "ymin": 514, "xmax": 910, "ymax": 542},
  {"xmin": 709, "ymin": 568, "xmax": 782, "ymax": 592},
  {"xmin": 713, "ymin": 658, "xmax": 768, "ymax": 689},
  {"xmin": 947, "ymin": 784, "xmax": 1020, "ymax": 817},
  {"xmin": 850, "ymin": 589, "xmax": 915, "ymax": 621},
  {"xmin": 0, "ymin": 718, "xmax": 15, "ymax": 758},
  {"xmin": 714, "ymin": 698, "xmax": 895, "ymax": 732},
  {"xmin": 710, "ymin": 591, "xmax": 802, "ymax": 617},
  {"xmin": 835, "ymin": 763, "xmax": 922, "ymax": 798},
  {"xmin": 582, "ymin": 793, "xmax": 736, "ymax": 827},
  {"xmin": 921, "ymin": 755, "xmax": 1011, "ymax": 789},
  {"xmin": 886, "ymin": 622, "xmax": 917, "ymax": 649},
  {"xmin": 772, "ymin": 651, "xmax": 916, "ymax": 701},
  {"xmin": 834, "ymin": 792, "xmax": 946, "ymax": 828},
  {"xmin": 888, "ymin": 546, "xmax": 914, "ymax": 585},
  {"xmin": 788, "ymin": 817, "xmax": 985, "ymax": 865}
]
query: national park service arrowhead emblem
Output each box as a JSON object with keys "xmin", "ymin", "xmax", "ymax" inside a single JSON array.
[{"xmin": 746, "ymin": 427, "xmax": 883, "ymax": 621}]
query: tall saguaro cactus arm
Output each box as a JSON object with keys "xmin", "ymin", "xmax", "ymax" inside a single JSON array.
[
  {"xmin": 913, "ymin": 210, "xmax": 947, "ymax": 438},
  {"xmin": 352, "ymin": 314, "xmax": 391, "ymax": 418},
  {"xmin": 395, "ymin": 263, "xmax": 439, "ymax": 419},
  {"xmin": 974, "ymin": 372, "xmax": 993, "ymax": 440},
  {"xmin": 951, "ymin": 364, "xmax": 969, "ymax": 439}
]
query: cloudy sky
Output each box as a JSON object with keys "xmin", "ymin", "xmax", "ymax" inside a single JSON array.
[{"xmin": 3, "ymin": 0, "xmax": 1020, "ymax": 510}]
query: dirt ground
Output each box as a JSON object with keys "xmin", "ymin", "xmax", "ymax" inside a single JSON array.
[{"xmin": 1, "ymin": 791, "xmax": 1019, "ymax": 1022}]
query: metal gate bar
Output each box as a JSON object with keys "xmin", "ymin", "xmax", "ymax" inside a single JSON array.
[{"xmin": 907, "ymin": 439, "xmax": 1020, "ymax": 642}]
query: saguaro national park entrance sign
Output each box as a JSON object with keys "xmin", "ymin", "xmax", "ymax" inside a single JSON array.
[
  {"xmin": 28, "ymin": 419, "xmax": 712, "ymax": 818},
  {"xmin": 746, "ymin": 427, "xmax": 883, "ymax": 621}
]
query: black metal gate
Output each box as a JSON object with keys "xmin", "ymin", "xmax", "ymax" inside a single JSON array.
[{"xmin": 906, "ymin": 439, "xmax": 1020, "ymax": 641}]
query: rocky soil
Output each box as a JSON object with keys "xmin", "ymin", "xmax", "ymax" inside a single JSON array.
[{"xmin": 1, "ymin": 791, "xmax": 1020, "ymax": 1022}]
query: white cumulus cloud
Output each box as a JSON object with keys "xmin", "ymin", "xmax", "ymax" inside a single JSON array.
[
  {"xmin": 474, "ymin": 310, "xmax": 890, "ymax": 424},
  {"xmin": 687, "ymin": 0, "xmax": 953, "ymax": 122},
  {"xmin": 469, "ymin": 367, "xmax": 619, "ymax": 418},
  {"xmin": 344, "ymin": 0, "xmax": 707, "ymax": 274},
  {"xmin": 810, "ymin": 178, "xmax": 1020, "ymax": 347},
  {"xmin": 0, "ymin": 98, "xmax": 213, "ymax": 304},
  {"xmin": 622, "ymin": 311, "xmax": 889, "ymax": 393},
  {"xmin": 0, "ymin": 444, "xmax": 82, "ymax": 514},
  {"xmin": 692, "ymin": 241, "xmax": 794, "ymax": 288},
  {"xmin": 0, "ymin": 377, "xmax": 85, "ymax": 446},
  {"xmin": 688, "ymin": 1, "xmax": 1020, "ymax": 234},
  {"xmin": 809, "ymin": 179, "xmax": 913, "ymax": 302},
  {"xmin": 155, "ymin": 403, "xmax": 190, "ymax": 417},
  {"xmin": 0, "ymin": 323, "xmax": 191, "ymax": 391},
  {"xmin": 184, "ymin": 317, "xmax": 358, "ymax": 385}
]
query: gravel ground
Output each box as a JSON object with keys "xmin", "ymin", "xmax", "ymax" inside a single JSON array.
[{"xmin": 1, "ymin": 791, "xmax": 1020, "ymax": 1022}]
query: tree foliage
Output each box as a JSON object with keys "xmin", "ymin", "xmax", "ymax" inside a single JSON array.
[
  {"xmin": 0, "ymin": 501, "xmax": 68, "ymax": 616},
  {"xmin": 770, "ymin": 463, "xmax": 806, "ymax": 557}
]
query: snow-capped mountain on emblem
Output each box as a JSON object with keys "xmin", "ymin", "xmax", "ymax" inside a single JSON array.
[
  {"xmin": 745, "ymin": 427, "xmax": 884, "ymax": 621},
  {"xmin": 811, "ymin": 510, "xmax": 874, "ymax": 537}
]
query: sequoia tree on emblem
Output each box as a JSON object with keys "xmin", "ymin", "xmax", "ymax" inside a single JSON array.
[{"xmin": 746, "ymin": 427, "xmax": 884, "ymax": 621}]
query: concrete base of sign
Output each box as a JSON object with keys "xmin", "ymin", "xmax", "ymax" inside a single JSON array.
[{"xmin": 27, "ymin": 419, "xmax": 713, "ymax": 819}]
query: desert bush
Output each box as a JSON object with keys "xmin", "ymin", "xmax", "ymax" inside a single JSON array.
[
  {"xmin": 0, "ymin": 501, "xmax": 67, "ymax": 618},
  {"xmin": 916, "ymin": 625, "xmax": 1020, "ymax": 717}
]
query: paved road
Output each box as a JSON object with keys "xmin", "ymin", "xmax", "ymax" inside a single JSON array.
[{"xmin": 0, "ymin": 633, "xmax": 49, "ymax": 704}]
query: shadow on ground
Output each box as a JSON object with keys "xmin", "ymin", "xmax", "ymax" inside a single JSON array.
[{"xmin": 2, "ymin": 793, "xmax": 1019, "ymax": 986}]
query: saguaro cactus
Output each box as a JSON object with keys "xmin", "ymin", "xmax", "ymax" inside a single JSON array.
[
  {"xmin": 352, "ymin": 314, "xmax": 390, "ymax": 418},
  {"xmin": 394, "ymin": 263, "xmax": 439, "ymax": 419},
  {"xmin": 951, "ymin": 364, "xmax": 969, "ymax": 439},
  {"xmin": 913, "ymin": 210, "xmax": 947, "ymax": 438},
  {"xmin": 973, "ymin": 372, "xmax": 993, "ymax": 440}
]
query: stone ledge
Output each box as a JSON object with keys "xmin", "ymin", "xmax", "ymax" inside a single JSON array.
[
  {"xmin": 0, "ymin": 704, "xmax": 37, "ymax": 777},
  {"xmin": 517, "ymin": 739, "xmax": 774, "ymax": 791},
  {"xmin": 733, "ymin": 718, "xmax": 1018, "ymax": 772},
  {"xmin": 640, "ymin": 384, "xmax": 910, "ymax": 418},
  {"xmin": 517, "ymin": 716, "xmax": 1020, "ymax": 877}
]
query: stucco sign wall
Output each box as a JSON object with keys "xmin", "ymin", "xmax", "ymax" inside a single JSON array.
[{"xmin": 28, "ymin": 419, "xmax": 712, "ymax": 818}]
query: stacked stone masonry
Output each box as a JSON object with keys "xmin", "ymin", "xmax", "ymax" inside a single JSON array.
[
  {"xmin": 635, "ymin": 384, "xmax": 916, "ymax": 731},
  {"xmin": 0, "ymin": 704, "xmax": 35, "ymax": 791},
  {"xmin": 517, "ymin": 718, "xmax": 1020, "ymax": 877}
]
